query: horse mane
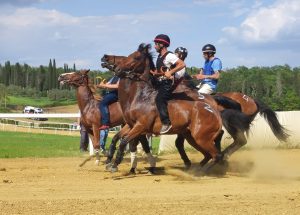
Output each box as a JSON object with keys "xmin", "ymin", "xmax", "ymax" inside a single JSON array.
[
  {"xmin": 83, "ymin": 75, "xmax": 102, "ymax": 101},
  {"xmin": 137, "ymin": 43, "xmax": 156, "ymax": 71}
]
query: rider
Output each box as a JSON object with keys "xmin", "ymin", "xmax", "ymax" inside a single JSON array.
[
  {"xmin": 193, "ymin": 44, "xmax": 222, "ymax": 95},
  {"xmin": 97, "ymin": 75, "xmax": 120, "ymax": 130},
  {"xmin": 150, "ymin": 34, "xmax": 186, "ymax": 134},
  {"xmin": 174, "ymin": 47, "xmax": 188, "ymax": 61}
]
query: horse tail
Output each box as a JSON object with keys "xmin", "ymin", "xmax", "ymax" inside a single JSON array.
[
  {"xmin": 254, "ymin": 99, "xmax": 289, "ymax": 142},
  {"xmin": 213, "ymin": 95, "xmax": 242, "ymax": 111},
  {"xmin": 221, "ymin": 109, "xmax": 251, "ymax": 137}
]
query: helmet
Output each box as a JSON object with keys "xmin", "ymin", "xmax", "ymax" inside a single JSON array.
[
  {"xmin": 202, "ymin": 44, "xmax": 216, "ymax": 53},
  {"xmin": 174, "ymin": 47, "xmax": 188, "ymax": 60},
  {"xmin": 154, "ymin": 34, "xmax": 170, "ymax": 47}
]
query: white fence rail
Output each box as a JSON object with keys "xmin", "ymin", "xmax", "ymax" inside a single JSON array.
[{"xmin": 0, "ymin": 113, "xmax": 94, "ymax": 155}]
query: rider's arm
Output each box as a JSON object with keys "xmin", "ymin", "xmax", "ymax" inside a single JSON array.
[
  {"xmin": 103, "ymin": 80, "xmax": 119, "ymax": 89},
  {"xmin": 164, "ymin": 54, "xmax": 186, "ymax": 78}
]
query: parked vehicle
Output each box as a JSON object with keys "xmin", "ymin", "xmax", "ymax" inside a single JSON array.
[{"xmin": 23, "ymin": 106, "xmax": 48, "ymax": 121}]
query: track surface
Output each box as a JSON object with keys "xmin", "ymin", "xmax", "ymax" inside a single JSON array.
[{"xmin": 1, "ymin": 149, "xmax": 300, "ymax": 214}]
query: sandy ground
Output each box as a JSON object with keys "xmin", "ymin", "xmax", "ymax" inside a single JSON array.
[{"xmin": 1, "ymin": 149, "xmax": 300, "ymax": 215}]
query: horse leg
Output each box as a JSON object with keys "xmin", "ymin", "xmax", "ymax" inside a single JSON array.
[
  {"xmin": 106, "ymin": 131, "xmax": 120, "ymax": 164},
  {"xmin": 110, "ymin": 124, "xmax": 144, "ymax": 172},
  {"xmin": 129, "ymin": 138, "xmax": 139, "ymax": 174},
  {"xmin": 183, "ymin": 132, "xmax": 211, "ymax": 167},
  {"xmin": 222, "ymin": 131, "xmax": 247, "ymax": 160},
  {"xmin": 92, "ymin": 125, "xmax": 101, "ymax": 165},
  {"xmin": 175, "ymin": 134, "xmax": 192, "ymax": 169},
  {"xmin": 105, "ymin": 131, "xmax": 120, "ymax": 170},
  {"xmin": 139, "ymin": 135, "xmax": 156, "ymax": 174},
  {"xmin": 214, "ymin": 129, "xmax": 224, "ymax": 152}
]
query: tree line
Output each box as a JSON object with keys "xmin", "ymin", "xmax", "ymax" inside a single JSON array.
[{"xmin": 0, "ymin": 60, "xmax": 299, "ymax": 111}]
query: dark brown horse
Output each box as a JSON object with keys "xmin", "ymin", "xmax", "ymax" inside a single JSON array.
[
  {"xmin": 58, "ymin": 70, "xmax": 154, "ymax": 169},
  {"xmin": 102, "ymin": 43, "xmax": 254, "ymax": 173},
  {"xmin": 101, "ymin": 54, "xmax": 289, "ymax": 157},
  {"xmin": 101, "ymin": 54, "xmax": 251, "ymax": 169},
  {"xmin": 102, "ymin": 54, "xmax": 288, "ymax": 142}
]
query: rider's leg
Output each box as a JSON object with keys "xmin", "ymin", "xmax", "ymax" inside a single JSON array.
[{"xmin": 155, "ymin": 80, "xmax": 173, "ymax": 134}]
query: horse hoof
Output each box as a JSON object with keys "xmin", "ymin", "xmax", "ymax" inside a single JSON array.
[
  {"xmin": 184, "ymin": 161, "xmax": 192, "ymax": 170},
  {"xmin": 129, "ymin": 168, "xmax": 136, "ymax": 175},
  {"xmin": 105, "ymin": 163, "xmax": 112, "ymax": 171},
  {"xmin": 110, "ymin": 166, "xmax": 118, "ymax": 173},
  {"xmin": 95, "ymin": 159, "xmax": 100, "ymax": 166},
  {"xmin": 148, "ymin": 167, "xmax": 155, "ymax": 175}
]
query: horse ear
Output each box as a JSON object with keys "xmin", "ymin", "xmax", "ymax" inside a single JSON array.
[
  {"xmin": 84, "ymin": 69, "xmax": 90, "ymax": 74},
  {"xmin": 146, "ymin": 44, "xmax": 152, "ymax": 53},
  {"xmin": 138, "ymin": 43, "xmax": 146, "ymax": 52}
]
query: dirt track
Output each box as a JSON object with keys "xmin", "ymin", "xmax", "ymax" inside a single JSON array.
[{"xmin": 1, "ymin": 149, "xmax": 300, "ymax": 214}]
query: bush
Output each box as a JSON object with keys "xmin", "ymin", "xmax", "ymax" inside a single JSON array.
[{"xmin": 47, "ymin": 89, "xmax": 75, "ymax": 100}]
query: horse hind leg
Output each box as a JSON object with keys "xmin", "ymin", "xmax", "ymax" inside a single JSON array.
[
  {"xmin": 222, "ymin": 131, "xmax": 247, "ymax": 160},
  {"xmin": 183, "ymin": 132, "xmax": 212, "ymax": 168},
  {"xmin": 175, "ymin": 134, "xmax": 192, "ymax": 170},
  {"xmin": 139, "ymin": 135, "xmax": 156, "ymax": 174}
]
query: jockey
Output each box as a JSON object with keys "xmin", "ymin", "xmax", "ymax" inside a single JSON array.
[
  {"xmin": 97, "ymin": 75, "xmax": 120, "ymax": 130},
  {"xmin": 150, "ymin": 34, "xmax": 186, "ymax": 134},
  {"xmin": 193, "ymin": 44, "xmax": 222, "ymax": 95},
  {"xmin": 174, "ymin": 46, "xmax": 188, "ymax": 61}
]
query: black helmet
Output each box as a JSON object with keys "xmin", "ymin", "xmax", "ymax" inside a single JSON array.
[
  {"xmin": 202, "ymin": 44, "xmax": 216, "ymax": 53},
  {"xmin": 175, "ymin": 47, "xmax": 188, "ymax": 60},
  {"xmin": 154, "ymin": 34, "xmax": 170, "ymax": 47}
]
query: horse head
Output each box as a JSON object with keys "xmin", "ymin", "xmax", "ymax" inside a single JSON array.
[
  {"xmin": 58, "ymin": 69, "xmax": 90, "ymax": 87},
  {"xmin": 112, "ymin": 43, "xmax": 155, "ymax": 78},
  {"xmin": 101, "ymin": 54, "xmax": 126, "ymax": 71}
]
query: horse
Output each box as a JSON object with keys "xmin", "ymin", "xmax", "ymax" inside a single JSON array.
[
  {"xmin": 101, "ymin": 53, "xmax": 289, "ymax": 162},
  {"xmin": 101, "ymin": 53, "xmax": 251, "ymax": 170},
  {"xmin": 102, "ymin": 43, "xmax": 253, "ymax": 173},
  {"xmin": 58, "ymin": 70, "xmax": 155, "ymax": 171}
]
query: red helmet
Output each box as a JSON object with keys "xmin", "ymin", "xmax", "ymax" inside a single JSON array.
[{"xmin": 154, "ymin": 34, "xmax": 170, "ymax": 47}]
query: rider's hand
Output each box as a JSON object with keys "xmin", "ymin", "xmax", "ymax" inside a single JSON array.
[
  {"xmin": 164, "ymin": 71, "xmax": 173, "ymax": 79},
  {"xmin": 195, "ymin": 74, "xmax": 206, "ymax": 80},
  {"xmin": 98, "ymin": 81, "xmax": 106, "ymax": 88},
  {"xmin": 150, "ymin": 69, "xmax": 164, "ymax": 76}
]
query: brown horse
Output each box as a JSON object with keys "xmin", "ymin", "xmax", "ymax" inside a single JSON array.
[
  {"xmin": 102, "ymin": 43, "xmax": 252, "ymax": 173},
  {"xmin": 102, "ymin": 54, "xmax": 288, "ymax": 141},
  {"xmin": 101, "ymin": 54, "xmax": 289, "ymax": 161},
  {"xmin": 58, "ymin": 70, "xmax": 155, "ymax": 170},
  {"xmin": 101, "ymin": 54, "xmax": 251, "ymax": 169}
]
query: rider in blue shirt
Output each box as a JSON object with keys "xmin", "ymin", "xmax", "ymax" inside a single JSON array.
[
  {"xmin": 193, "ymin": 44, "xmax": 222, "ymax": 95},
  {"xmin": 97, "ymin": 76, "xmax": 119, "ymax": 130}
]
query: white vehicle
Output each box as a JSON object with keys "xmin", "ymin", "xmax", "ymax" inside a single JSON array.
[
  {"xmin": 23, "ymin": 106, "xmax": 43, "ymax": 114},
  {"xmin": 23, "ymin": 106, "xmax": 47, "ymax": 121}
]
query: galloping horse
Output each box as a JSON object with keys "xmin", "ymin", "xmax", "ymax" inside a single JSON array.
[
  {"xmin": 101, "ymin": 53, "xmax": 289, "ymax": 162},
  {"xmin": 58, "ymin": 70, "xmax": 155, "ymax": 169},
  {"xmin": 103, "ymin": 43, "xmax": 252, "ymax": 173},
  {"xmin": 102, "ymin": 53, "xmax": 251, "ymax": 169}
]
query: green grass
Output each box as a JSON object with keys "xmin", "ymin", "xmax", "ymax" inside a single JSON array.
[
  {"xmin": 8, "ymin": 96, "xmax": 76, "ymax": 108},
  {"xmin": 0, "ymin": 131, "xmax": 161, "ymax": 158}
]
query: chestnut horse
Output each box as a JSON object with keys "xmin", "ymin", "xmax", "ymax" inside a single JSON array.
[
  {"xmin": 102, "ymin": 43, "xmax": 254, "ymax": 173},
  {"xmin": 58, "ymin": 70, "xmax": 154, "ymax": 169}
]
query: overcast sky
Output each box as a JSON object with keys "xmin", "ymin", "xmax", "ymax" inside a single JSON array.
[{"xmin": 0, "ymin": 0, "xmax": 299, "ymax": 70}]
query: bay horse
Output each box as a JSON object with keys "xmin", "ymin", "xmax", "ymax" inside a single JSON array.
[
  {"xmin": 101, "ymin": 54, "xmax": 289, "ymax": 163},
  {"xmin": 103, "ymin": 43, "xmax": 252, "ymax": 173},
  {"xmin": 58, "ymin": 70, "xmax": 155, "ymax": 171},
  {"xmin": 101, "ymin": 53, "xmax": 251, "ymax": 170}
]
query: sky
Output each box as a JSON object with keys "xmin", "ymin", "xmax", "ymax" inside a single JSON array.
[{"xmin": 0, "ymin": 0, "xmax": 299, "ymax": 70}]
